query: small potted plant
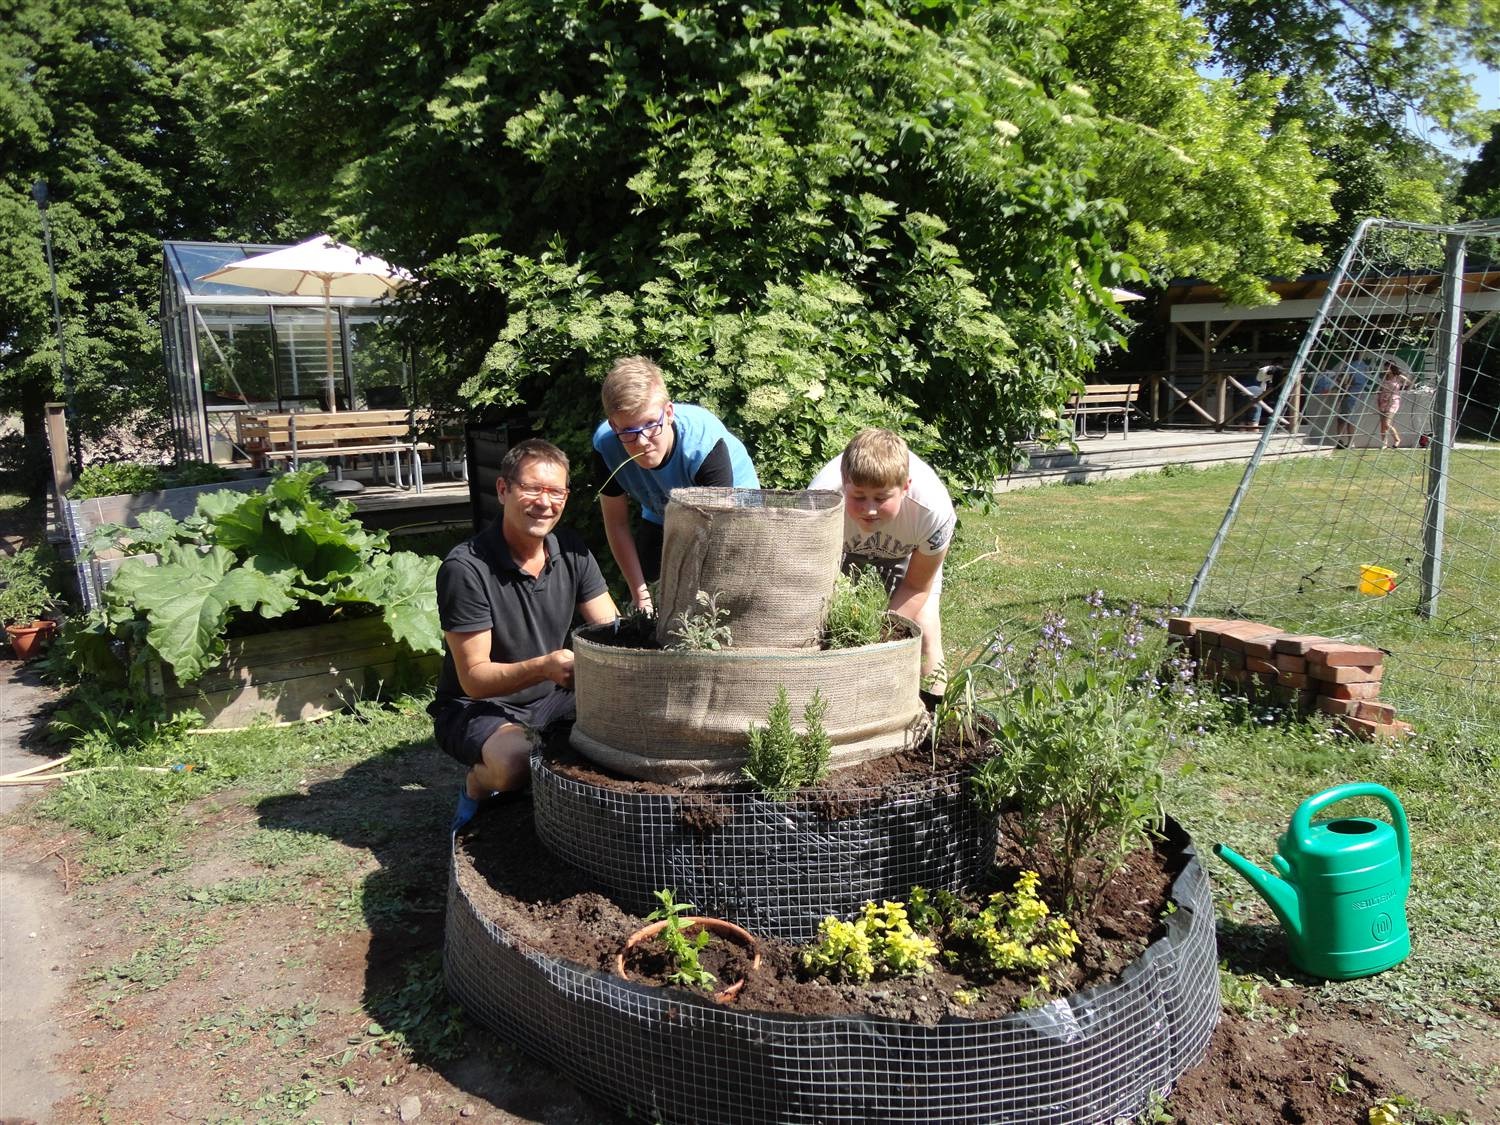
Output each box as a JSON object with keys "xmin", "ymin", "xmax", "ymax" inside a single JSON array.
[
  {"xmin": 615, "ymin": 889, "xmax": 761, "ymax": 1003},
  {"xmin": 0, "ymin": 547, "xmax": 59, "ymax": 660}
]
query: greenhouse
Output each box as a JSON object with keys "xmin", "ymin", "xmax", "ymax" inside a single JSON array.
[{"xmin": 160, "ymin": 240, "xmax": 413, "ymax": 464}]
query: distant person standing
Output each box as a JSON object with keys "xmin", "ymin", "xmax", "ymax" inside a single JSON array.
[
  {"xmin": 1247, "ymin": 358, "xmax": 1286, "ymax": 428},
  {"xmin": 1376, "ymin": 357, "xmax": 1412, "ymax": 449},
  {"xmin": 1333, "ymin": 353, "xmax": 1372, "ymax": 448}
]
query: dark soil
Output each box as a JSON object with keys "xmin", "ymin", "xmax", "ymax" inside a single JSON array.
[
  {"xmin": 454, "ymin": 795, "xmax": 1178, "ymax": 1024},
  {"xmin": 541, "ymin": 722, "xmax": 990, "ymax": 801}
]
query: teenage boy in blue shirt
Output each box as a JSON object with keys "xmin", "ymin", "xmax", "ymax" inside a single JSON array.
[{"xmin": 592, "ymin": 356, "xmax": 759, "ymax": 613}]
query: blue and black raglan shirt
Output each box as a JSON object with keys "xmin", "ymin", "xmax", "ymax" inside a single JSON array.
[{"xmin": 592, "ymin": 403, "xmax": 759, "ymax": 523}]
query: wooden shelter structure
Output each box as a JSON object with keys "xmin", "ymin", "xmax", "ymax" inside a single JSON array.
[{"xmin": 1135, "ymin": 266, "xmax": 1500, "ymax": 429}]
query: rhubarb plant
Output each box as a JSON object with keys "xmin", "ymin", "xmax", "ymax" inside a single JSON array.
[{"xmin": 94, "ymin": 467, "xmax": 441, "ymax": 682}]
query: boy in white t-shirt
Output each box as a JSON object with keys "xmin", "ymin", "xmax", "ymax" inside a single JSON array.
[{"xmin": 808, "ymin": 429, "xmax": 957, "ymax": 705}]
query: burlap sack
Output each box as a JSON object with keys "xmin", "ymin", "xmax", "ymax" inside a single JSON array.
[
  {"xmin": 655, "ymin": 488, "xmax": 844, "ymax": 650},
  {"xmin": 571, "ymin": 618, "xmax": 926, "ymax": 785}
]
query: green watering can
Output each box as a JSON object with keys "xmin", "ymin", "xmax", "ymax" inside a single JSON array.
[{"xmin": 1213, "ymin": 782, "xmax": 1411, "ymax": 980}]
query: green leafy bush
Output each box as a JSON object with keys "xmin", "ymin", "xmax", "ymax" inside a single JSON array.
[
  {"xmin": 742, "ymin": 687, "xmax": 832, "ymax": 801},
  {"xmin": 218, "ymin": 3, "xmax": 1175, "ymax": 491},
  {"xmin": 968, "ymin": 597, "xmax": 1187, "ymax": 911},
  {"xmin": 91, "ymin": 466, "xmax": 441, "ymax": 682},
  {"xmin": 68, "ymin": 462, "xmax": 165, "ymax": 500},
  {"xmin": 0, "ymin": 546, "xmax": 58, "ymax": 626},
  {"xmin": 801, "ymin": 900, "xmax": 939, "ymax": 983},
  {"xmin": 67, "ymin": 460, "xmax": 240, "ymax": 500},
  {"xmin": 163, "ymin": 461, "xmax": 238, "ymax": 489},
  {"xmin": 823, "ymin": 567, "xmax": 890, "ymax": 649}
]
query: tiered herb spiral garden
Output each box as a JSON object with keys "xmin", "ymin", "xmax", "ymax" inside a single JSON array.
[{"xmin": 444, "ymin": 488, "xmax": 1220, "ymax": 1124}]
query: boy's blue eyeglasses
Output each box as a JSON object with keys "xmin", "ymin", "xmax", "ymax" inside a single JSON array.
[{"xmin": 613, "ymin": 405, "xmax": 668, "ymax": 445}]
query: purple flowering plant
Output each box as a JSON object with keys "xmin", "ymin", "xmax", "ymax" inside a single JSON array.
[{"xmin": 966, "ymin": 592, "xmax": 1197, "ymax": 912}]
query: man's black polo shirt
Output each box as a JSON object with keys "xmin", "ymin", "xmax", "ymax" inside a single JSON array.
[{"xmin": 431, "ymin": 521, "xmax": 607, "ymax": 711}]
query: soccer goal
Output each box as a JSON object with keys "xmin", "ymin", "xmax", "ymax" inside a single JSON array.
[{"xmin": 1186, "ymin": 217, "xmax": 1500, "ymax": 737}]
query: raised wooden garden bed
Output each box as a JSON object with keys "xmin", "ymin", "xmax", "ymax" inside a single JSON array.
[
  {"xmin": 66, "ymin": 477, "xmax": 270, "ymax": 609},
  {"xmin": 147, "ymin": 613, "xmax": 439, "ymax": 728}
]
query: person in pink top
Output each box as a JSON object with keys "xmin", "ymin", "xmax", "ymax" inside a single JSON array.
[{"xmin": 1376, "ymin": 358, "xmax": 1412, "ymax": 449}]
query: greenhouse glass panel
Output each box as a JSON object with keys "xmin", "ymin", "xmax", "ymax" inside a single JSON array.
[
  {"xmin": 161, "ymin": 240, "xmax": 412, "ymax": 462},
  {"xmin": 347, "ymin": 311, "xmax": 412, "ymax": 408}
]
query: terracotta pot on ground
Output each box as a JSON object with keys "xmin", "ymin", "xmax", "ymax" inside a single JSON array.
[
  {"xmin": 5, "ymin": 620, "xmax": 57, "ymax": 661},
  {"xmin": 615, "ymin": 917, "xmax": 761, "ymax": 1004}
]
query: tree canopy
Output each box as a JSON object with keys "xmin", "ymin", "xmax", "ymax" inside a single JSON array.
[
  {"xmin": 0, "ymin": 0, "xmax": 273, "ymax": 454},
  {"xmin": 2, "ymin": 0, "xmax": 1493, "ymax": 482},
  {"xmin": 1192, "ymin": 0, "xmax": 1499, "ymax": 149},
  {"xmin": 204, "ymin": 0, "xmax": 1342, "ymax": 485}
]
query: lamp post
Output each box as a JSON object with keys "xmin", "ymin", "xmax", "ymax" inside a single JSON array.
[{"xmin": 31, "ymin": 180, "xmax": 81, "ymax": 474}]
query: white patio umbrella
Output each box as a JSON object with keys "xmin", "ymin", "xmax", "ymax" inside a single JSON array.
[
  {"xmin": 197, "ymin": 234, "xmax": 415, "ymax": 412},
  {"xmin": 1109, "ymin": 287, "xmax": 1145, "ymax": 302}
]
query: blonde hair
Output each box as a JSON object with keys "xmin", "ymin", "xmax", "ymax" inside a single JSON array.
[
  {"xmin": 602, "ymin": 356, "xmax": 669, "ymax": 416},
  {"xmin": 841, "ymin": 428, "xmax": 910, "ymax": 489}
]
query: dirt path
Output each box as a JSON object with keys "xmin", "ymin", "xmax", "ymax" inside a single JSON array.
[{"xmin": 0, "ymin": 662, "xmax": 73, "ymax": 1123}]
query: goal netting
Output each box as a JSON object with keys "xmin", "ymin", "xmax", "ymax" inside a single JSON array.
[{"xmin": 1187, "ymin": 218, "xmax": 1500, "ymax": 738}]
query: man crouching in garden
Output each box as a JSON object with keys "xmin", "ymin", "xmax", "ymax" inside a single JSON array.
[{"xmin": 429, "ymin": 439, "xmax": 618, "ymax": 831}]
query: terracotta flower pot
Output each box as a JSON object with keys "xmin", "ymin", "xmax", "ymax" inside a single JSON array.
[
  {"xmin": 5, "ymin": 620, "xmax": 57, "ymax": 662},
  {"xmin": 615, "ymin": 916, "xmax": 761, "ymax": 1004}
]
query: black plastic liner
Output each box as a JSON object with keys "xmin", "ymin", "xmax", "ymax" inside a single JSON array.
[
  {"xmin": 444, "ymin": 827, "xmax": 1221, "ymax": 1125},
  {"xmin": 531, "ymin": 753, "xmax": 998, "ymax": 940}
]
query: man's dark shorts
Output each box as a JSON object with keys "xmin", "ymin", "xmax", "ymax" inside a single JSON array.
[{"xmin": 430, "ymin": 690, "xmax": 577, "ymax": 768}]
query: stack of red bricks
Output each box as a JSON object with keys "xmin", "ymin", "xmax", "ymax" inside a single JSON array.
[{"xmin": 1167, "ymin": 617, "xmax": 1414, "ymax": 741}]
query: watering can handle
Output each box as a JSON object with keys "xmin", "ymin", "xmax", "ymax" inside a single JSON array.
[{"xmin": 1291, "ymin": 782, "xmax": 1411, "ymax": 880}]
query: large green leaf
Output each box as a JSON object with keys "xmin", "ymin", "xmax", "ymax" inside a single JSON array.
[
  {"xmin": 205, "ymin": 470, "xmax": 373, "ymax": 584},
  {"xmin": 101, "ymin": 468, "xmax": 439, "ymax": 680},
  {"xmin": 108, "ymin": 545, "xmax": 298, "ymax": 682},
  {"xmin": 337, "ymin": 551, "xmax": 442, "ymax": 654},
  {"xmin": 194, "ymin": 488, "xmax": 256, "ymax": 521}
]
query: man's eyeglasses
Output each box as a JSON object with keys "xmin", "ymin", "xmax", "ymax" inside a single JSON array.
[
  {"xmin": 613, "ymin": 405, "xmax": 668, "ymax": 445},
  {"xmin": 510, "ymin": 481, "xmax": 570, "ymax": 504}
]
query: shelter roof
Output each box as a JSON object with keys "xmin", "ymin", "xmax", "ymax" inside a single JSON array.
[{"xmin": 1159, "ymin": 266, "xmax": 1500, "ymax": 324}]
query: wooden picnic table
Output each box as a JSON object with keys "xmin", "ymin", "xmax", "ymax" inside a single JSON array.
[{"xmin": 239, "ymin": 408, "xmax": 435, "ymax": 492}]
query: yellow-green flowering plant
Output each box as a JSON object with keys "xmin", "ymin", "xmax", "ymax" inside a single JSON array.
[
  {"xmin": 801, "ymin": 900, "xmax": 939, "ymax": 983},
  {"xmin": 946, "ymin": 871, "xmax": 1079, "ymax": 980}
]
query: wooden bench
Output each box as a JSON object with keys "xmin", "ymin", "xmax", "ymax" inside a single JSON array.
[
  {"xmin": 240, "ymin": 409, "xmax": 434, "ymax": 492},
  {"xmin": 1064, "ymin": 382, "xmax": 1141, "ymax": 438}
]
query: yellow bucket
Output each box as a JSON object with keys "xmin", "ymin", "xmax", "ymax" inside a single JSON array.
[{"xmin": 1359, "ymin": 564, "xmax": 1398, "ymax": 597}]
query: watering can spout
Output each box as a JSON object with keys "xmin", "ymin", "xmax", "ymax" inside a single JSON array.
[{"xmin": 1212, "ymin": 843, "xmax": 1303, "ymax": 938}]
